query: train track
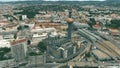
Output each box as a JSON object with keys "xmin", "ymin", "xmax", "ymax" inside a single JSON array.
[
  {"xmin": 78, "ymin": 29, "xmax": 120, "ymax": 61},
  {"xmin": 96, "ymin": 41, "xmax": 120, "ymax": 61},
  {"xmin": 95, "ymin": 42, "xmax": 113, "ymax": 58},
  {"xmin": 84, "ymin": 29, "xmax": 120, "ymax": 58}
]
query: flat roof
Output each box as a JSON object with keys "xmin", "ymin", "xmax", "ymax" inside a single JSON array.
[
  {"xmin": 0, "ymin": 40, "xmax": 11, "ymax": 48},
  {"xmin": 11, "ymin": 38, "xmax": 26, "ymax": 45}
]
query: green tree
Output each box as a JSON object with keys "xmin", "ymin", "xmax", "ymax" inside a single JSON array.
[
  {"xmin": 0, "ymin": 47, "xmax": 11, "ymax": 53},
  {"xmin": 110, "ymin": 19, "xmax": 120, "ymax": 29},
  {"xmin": 0, "ymin": 47, "xmax": 11, "ymax": 60},
  {"xmin": 85, "ymin": 52, "xmax": 91, "ymax": 58},
  {"xmin": 24, "ymin": 25, "xmax": 29, "ymax": 29},
  {"xmin": 14, "ymin": 33, "xmax": 17, "ymax": 39},
  {"xmin": 29, "ymin": 52, "xmax": 41, "ymax": 56},
  {"xmin": 88, "ymin": 18, "xmax": 96, "ymax": 28},
  {"xmin": 17, "ymin": 25, "xmax": 23, "ymax": 30},
  {"xmin": 37, "ymin": 42, "xmax": 47, "ymax": 52}
]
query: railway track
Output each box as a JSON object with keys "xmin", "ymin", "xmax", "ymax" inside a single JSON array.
[
  {"xmin": 95, "ymin": 42, "xmax": 114, "ymax": 58},
  {"xmin": 96, "ymin": 41, "xmax": 120, "ymax": 60},
  {"xmin": 78, "ymin": 29, "xmax": 120, "ymax": 61}
]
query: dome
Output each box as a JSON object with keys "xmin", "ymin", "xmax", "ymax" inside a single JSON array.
[{"xmin": 65, "ymin": 18, "xmax": 74, "ymax": 23}]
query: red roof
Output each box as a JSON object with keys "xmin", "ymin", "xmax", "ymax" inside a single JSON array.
[
  {"xmin": 0, "ymin": 21, "xmax": 8, "ymax": 23},
  {"xmin": 11, "ymin": 38, "xmax": 26, "ymax": 45},
  {"xmin": 93, "ymin": 24, "xmax": 100, "ymax": 27}
]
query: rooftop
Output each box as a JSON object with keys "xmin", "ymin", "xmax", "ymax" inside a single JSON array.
[
  {"xmin": 11, "ymin": 38, "xmax": 26, "ymax": 45},
  {"xmin": 0, "ymin": 40, "xmax": 11, "ymax": 48}
]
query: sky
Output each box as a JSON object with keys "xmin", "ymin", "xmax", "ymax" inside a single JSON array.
[{"xmin": 0, "ymin": 0, "xmax": 106, "ymax": 2}]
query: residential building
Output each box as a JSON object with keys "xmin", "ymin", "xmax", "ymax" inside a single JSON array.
[{"xmin": 11, "ymin": 38, "xmax": 27, "ymax": 61}]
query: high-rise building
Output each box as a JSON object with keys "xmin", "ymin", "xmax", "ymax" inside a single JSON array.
[
  {"xmin": 11, "ymin": 38, "xmax": 27, "ymax": 61},
  {"xmin": 66, "ymin": 18, "xmax": 74, "ymax": 41}
]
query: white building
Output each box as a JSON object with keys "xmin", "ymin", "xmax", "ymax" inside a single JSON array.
[
  {"xmin": 22, "ymin": 15, "xmax": 27, "ymax": 20},
  {"xmin": 31, "ymin": 27, "xmax": 58, "ymax": 38},
  {"xmin": 0, "ymin": 40, "xmax": 11, "ymax": 48}
]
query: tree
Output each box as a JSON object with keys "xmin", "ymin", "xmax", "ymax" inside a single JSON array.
[
  {"xmin": 72, "ymin": 42, "xmax": 77, "ymax": 46},
  {"xmin": 110, "ymin": 19, "xmax": 120, "ymax": 29},
  {"xmin": 0, "ymin": 52, "xmax": 4, "ymax": 60},
  {"xmin": 17, "ymin": 25, "xmax": 23, "ymax": 30},
  {"xmin": 29, "ymin": 52, "xmax": 41, "ymax": 56},
  {"xmin": 27, "ymin": 40, "xmax": 31, "ymax": 45},
  {"xmin": 88, "ymin": 18, "xmax": 96, "ymax": 28},
  {"xmin": 0, "ymin": 47, "xmax": 11, "ymax": 60},
  {"xmin": 90, "ymin": 18, "xmax": 96, "ymax": 25},
  {"xmin": 0, "ymin": 47, "xmax": 11, "ymax": 53},
  {"xmin": 24, "ymin": 25, "xmax": 29, "ymax": 29},
  {"xmin": 14, "ymin": 33, "xmax": 17, "ymax": 39},
  {"xmin": 37, "ymin": 42, "xmax": 47, "ymax": 52},
  {"xmin": 85, "ymin": 52, "xmax": 91, "ymax": 58},
  {"xmin": 10, "ymin": 18, "xmax": 13, "ymax": 22}
]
